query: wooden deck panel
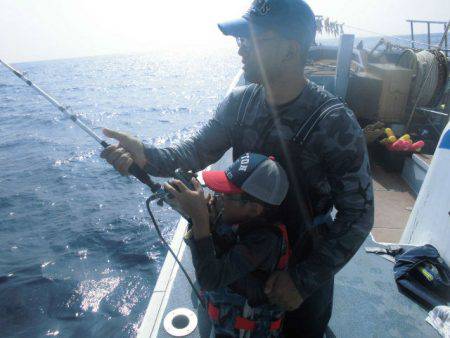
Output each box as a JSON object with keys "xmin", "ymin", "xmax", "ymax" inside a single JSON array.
[{"xmin": 371, "ymin": 163, "xmax": 416, "ymax": 243}]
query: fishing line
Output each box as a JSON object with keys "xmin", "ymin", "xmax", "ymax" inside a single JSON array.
[{"xmin": 145, "ymin": 198, "xmax": 205, "ymax": 308}]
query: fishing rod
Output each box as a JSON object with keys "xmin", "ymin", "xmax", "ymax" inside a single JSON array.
[
  {"xmin": 0, "ymin": 58, "xmax": 160, "ymax": 193},
  {"xmin": 0, "ymin": 58, "xmax": 198, "ymax": 213},
  {"xmin": 0, "ymin": 58, "xmax": 205, "ymax": 307}
]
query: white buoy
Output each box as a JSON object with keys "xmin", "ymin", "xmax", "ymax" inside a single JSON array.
[{"xmin": 401, "ymin": 121, "xmax": 450, "ymax": 264}]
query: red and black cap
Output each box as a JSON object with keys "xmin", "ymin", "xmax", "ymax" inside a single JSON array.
[{"xmin": 202, "ymin": 153, "xmax": 289, "ymax": 206}]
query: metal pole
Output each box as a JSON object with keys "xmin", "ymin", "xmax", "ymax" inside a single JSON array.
[
  {"xmin": 438, "ymin": 21, "xmax": 450, "ymax": 53},
  {"xmin": 0, "ymin": 59, "xmax": 106, "ymax": 146},
  {"xmin": 444, "ymin": 24, "xmax": 449, "ymax": 57},
  {"xmin": 444, "ymin": 94, "xmax": 450, "ymax": 124},
  {"xmin": 335, "ymin": 34, "xmax": 355, "ymax": 99},
  {"xmin": 427, "ymin": 22, "xmax": 431, "ymax": 49},
  {"xmin": 410, "ymin": 21, "xmax": 415, "ymax": 49}
]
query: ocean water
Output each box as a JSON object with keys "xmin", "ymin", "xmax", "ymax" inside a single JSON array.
[{"xmin": 0, "ymin": 48, "xmax": 240, "ymax": 337}]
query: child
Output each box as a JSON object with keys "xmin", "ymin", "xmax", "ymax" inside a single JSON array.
[{"xmin": 164, "ymin": 152, "xmax": 290, "ymax": 338}]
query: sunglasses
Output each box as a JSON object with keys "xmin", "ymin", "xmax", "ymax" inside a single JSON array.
[
  {"xmin": 214, "ymin": 192, "xmax": 248, "ymax": 203},
  {"xmin": 235, "ymin": 36, "xmax": 279, "ymax": 49}
]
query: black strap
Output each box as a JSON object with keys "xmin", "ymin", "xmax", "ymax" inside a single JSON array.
[
  {"xmin": 255, "ymin": 97, "xmax": 344, "ymax": 153},
  {"xmin": 235, "ymin": 84, "xmax": 259, "ymax": 127},
  {"xmin": 292, "ymin": 98, "xmax": 344, "ymax": 145},
  {"xmin": 287, "ymin": 97, "xmax": 345, "ymax": 265},
  {"xmin": 231, "ymin": 89, "xmax": 346, "ymax": 262}
]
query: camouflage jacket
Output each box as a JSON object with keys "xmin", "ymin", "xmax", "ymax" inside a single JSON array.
[
  {"xmin": 144, "ymin": 80, "xmax": 374, "ymax": 299},
  {"xmin": 186, "ymin": 219, "xmax": 285, "ymax": 337},
  {"xmin": 187, "ymin": 218, "xmax": 282, "ymax": 303}
]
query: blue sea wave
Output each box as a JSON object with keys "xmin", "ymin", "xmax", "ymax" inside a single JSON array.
[{"xmin": 0, "ymin": 48, "xmax": 240, "ymax": 337}]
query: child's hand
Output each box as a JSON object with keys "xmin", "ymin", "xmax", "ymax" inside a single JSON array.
[
  {"xmin": 265, "ymin": 271, "xmax": 303, "ymax": 311},
  {"xmin": 163, "ymin": 178, "xmax": 209, "ymax": 224}
]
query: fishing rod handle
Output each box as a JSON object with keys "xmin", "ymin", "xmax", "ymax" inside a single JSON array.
[
  {"xmin": 101, "ymin": 141, "xmax": 160, "ymax": 192},
  {"xmin": 129, "ymin": 163, "xmax": 161, "ymax": 192}
]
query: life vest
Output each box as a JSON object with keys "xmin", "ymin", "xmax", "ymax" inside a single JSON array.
[{"xmin": 206, "ymin": 223, "xmax": 291, "ymax": 336}]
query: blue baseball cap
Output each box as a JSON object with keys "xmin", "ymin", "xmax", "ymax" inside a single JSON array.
[
  {"xmin": 218, "ymin": 0, "xmax": 316, "ymax": 48},
  {"xmin": 202, "ymin": 153, "xmax": 289, "ymax": 206}
]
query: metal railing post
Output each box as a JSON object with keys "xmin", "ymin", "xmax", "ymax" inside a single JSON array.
[
  {"xmin": 444, "ymin": 23, "xmax": 448, "ymax": 57},
  {"xmin": 427, "ymin": 22, "xmax": 431, "ymax": 49}
]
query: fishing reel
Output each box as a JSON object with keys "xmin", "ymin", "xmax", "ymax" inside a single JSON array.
[{"xmin": 148, "ymin": 168, "xmax": 197, "ymax": 219}]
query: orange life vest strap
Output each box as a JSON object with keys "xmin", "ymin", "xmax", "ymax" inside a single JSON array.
[
  {"xmin": 234, "ymin": 316, "xmax": 256, "ymax": 331},
  {"xmin": 208, "ymin": 302, "xmax": 219, "ymax": 321},
  {"xmin": 269, "ymin": 318, "xmax": 283, "ymax": 331},
  {"xmin": 206, "ymin": 224, "xmax": 289, "ymax": 333},
  {"xmin": 208, "ymin": 302, "xmax": 283, "ymax": 332},
  {"xmin": 276, "ymin": 223, "xmax": 291, "ymax": 270}
]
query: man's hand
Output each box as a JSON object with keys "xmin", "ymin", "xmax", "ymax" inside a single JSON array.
[
  {"xmin": 164, "ymin": 178, "xmax": 210, "ymax": 239},
  {"xmin": 100, "ymin": 128, "xmax": 147, "ymax": 175},
  {"xmin": 265, "ymin": 271, "xmax": 303, "ymax": 311}
]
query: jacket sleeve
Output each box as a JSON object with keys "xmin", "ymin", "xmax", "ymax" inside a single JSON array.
[
  {"xmin": 290, "ymin": 107, "xmax": 374, "ymax": 299},
  {"xmin": 143, "ymin": 89, "xmax": 242, "ymax": 177},
  {"xmin": 187, "ymin": 230, "xmax": 280, "ymax": 291}
]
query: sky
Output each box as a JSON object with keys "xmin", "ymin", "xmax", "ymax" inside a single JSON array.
[{"xmin": 0, "ymin": 0, "xmax": 449, "ymax": 63}]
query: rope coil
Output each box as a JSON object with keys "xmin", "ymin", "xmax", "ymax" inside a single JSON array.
[{"xmin": 398, "ymin": 49, "xmax": 448, "ymax": 107}]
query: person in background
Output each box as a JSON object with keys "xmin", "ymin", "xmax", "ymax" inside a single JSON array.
[
  {"xmin": 101, "ymin": 0, "xmax": 374, "ymax": 336},
  {"xmin": 165, "ymin": 152, "xmax": 290, "ymax": 337}
]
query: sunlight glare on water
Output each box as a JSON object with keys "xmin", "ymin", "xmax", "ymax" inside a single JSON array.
[{"xmin": 0, "ymin": 47, "xmax": 240, "ymax": 337}]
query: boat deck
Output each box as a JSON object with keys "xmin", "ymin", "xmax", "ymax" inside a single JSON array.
[
  {"xmin": 371, "ymin": 163, "xmax": 416, "ymax": 243},
  {"xmin": 139, "ymin": 152, "xmax": 438, "ymax": 338},
  {"xmin": 144, "ymin": 235, "xmax": 439, "ymax": 338}
]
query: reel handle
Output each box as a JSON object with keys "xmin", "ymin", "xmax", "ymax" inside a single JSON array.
[{"xmin": 146, "ymin": 168, "xmax": 198, "ymax": 219}]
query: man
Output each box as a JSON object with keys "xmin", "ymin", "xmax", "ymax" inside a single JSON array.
[
  {"xmin": 166, "ymin": 153, "xmax": 291, "ymax": 337},
  {"xmin": 101, "ymin": 0, "xmax": 374, "ymax": 336}
]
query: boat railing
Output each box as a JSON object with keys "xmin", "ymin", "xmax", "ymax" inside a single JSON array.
[{"xmin": 407, "ymin": 19, "xmax": 450, "ymax": 56}]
